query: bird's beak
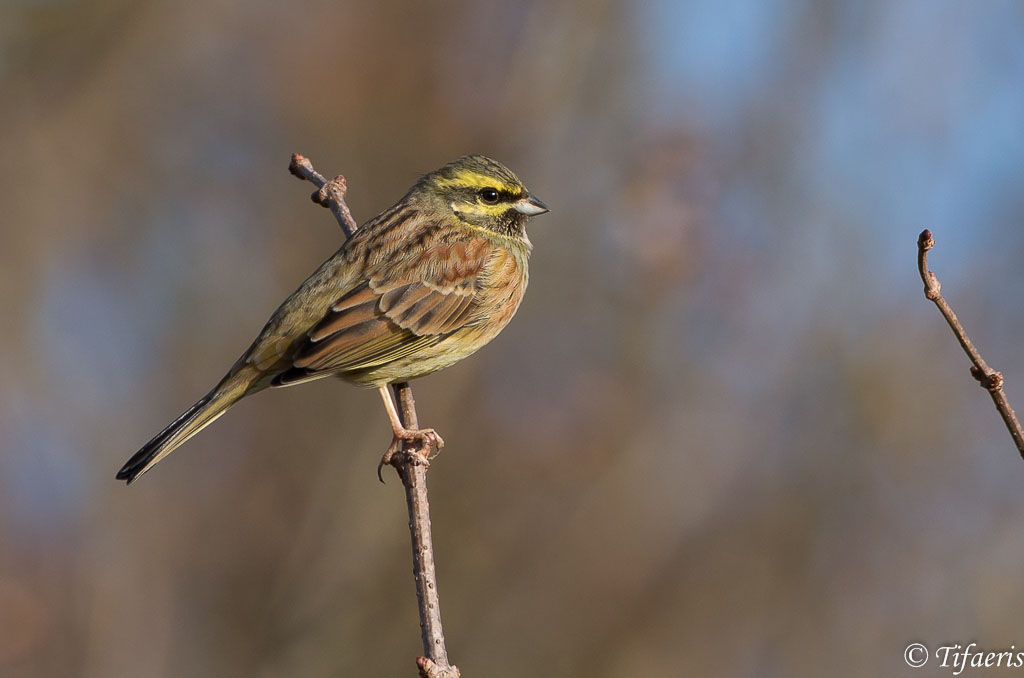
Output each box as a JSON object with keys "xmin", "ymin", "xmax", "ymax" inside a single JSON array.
[{"xmin": 514, "ymin": 195, "xmax": 549, "ymax": 216}]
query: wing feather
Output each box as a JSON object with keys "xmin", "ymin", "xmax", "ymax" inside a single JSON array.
[{"xmin": 308, "ymin": 298, "xmax": 378, "ymax": 342}]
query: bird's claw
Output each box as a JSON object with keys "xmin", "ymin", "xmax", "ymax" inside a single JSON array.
[{"xmin": 376, "ymin": 427, "xmax": 445, "ymax": 482}]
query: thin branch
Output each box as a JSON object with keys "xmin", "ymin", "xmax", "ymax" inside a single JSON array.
[
  {"xmin": 392, "ymin": 382, "xmax": 460, "ymax": 678},
  {"xmin": 291, "ymin": 155, "xmax": 460, "ymax": 677},
  {"xmin": 289, "ymin": 153, "xmax": 358, "ymax": 237},
  {"xmin": 917, "ymin": 229, "xmax": 1024, "ymax": 458}
]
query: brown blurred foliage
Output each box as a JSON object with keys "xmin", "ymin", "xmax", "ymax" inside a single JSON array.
[{"xmin": 3, "ymin": 1, "xmax": 1024, "ymax": 677}]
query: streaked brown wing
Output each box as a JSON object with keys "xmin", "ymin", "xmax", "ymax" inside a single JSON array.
[{"xmin": 274, "ymin": 236, "xmax": 494, "ymax": 385}]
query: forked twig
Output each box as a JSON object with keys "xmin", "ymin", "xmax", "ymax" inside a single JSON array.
[
  {"xmin": 917, "ymin": 229, "xmax": 1024, "ymax": 458},
  {"xmin": 291, "ymin": 154, "xmax": 460, "ymax": 677},
  {"xmin": 289, "ymin": 153, "xmax": 358, "ymax": 238}
]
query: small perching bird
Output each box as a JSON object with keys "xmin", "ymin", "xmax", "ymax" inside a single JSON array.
[{"xmin": 117, "ymin": 155, "xmax": 548, "ymax": 483}]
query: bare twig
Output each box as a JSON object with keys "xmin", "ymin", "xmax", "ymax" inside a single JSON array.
[
  {"xmin": 917, "ymin": 229, "xmax": 1024, "ymax": 458},
  {"xmin": 289, "ymin": 153, "xmax": 358, "ymax": 237},
  {"xmin": 291, "ymin": 155, "xmax": 459, "ymax": 677},
  {"xmin": 392, "ymin": 382, "xmax": 460, "ymax": 678}
]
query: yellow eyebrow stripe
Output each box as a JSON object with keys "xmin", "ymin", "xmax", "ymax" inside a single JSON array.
[{"xmin": 435, "ymin": 171, "xmax": 518, "ymax": 193}]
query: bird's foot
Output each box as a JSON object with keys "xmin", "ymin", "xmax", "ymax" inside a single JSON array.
[{"xmin": 377, "ymin": 427, "xmax": 445, "ymax": 482}]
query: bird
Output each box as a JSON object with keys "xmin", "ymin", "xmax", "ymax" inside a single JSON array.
[{"xmin": 116, "ymin": 155, "xmax": 548, "ymax": 484}]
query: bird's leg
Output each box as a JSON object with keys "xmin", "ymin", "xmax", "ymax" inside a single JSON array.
[{"xmin": 377, "ymin": 384, "xmax": 445, "ymax": 481}]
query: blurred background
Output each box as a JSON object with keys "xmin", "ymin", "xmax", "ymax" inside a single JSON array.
[{"xmin": 3, "ymin": 1, "xmax": 1024, "ymax": 676}]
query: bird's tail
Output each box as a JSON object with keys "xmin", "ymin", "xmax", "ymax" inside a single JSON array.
[{"xmin": 116, "ymin": 370, "xmax": 256, "ymax": 484}]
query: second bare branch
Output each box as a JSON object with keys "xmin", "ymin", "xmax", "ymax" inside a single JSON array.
[{"xmin": 917, "ymin": 229, "xmax": 1024, "ymax": 458}]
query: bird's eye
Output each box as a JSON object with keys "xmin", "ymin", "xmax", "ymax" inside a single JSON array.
[{"xmin": 479, "ymin": 188, "xmax": 500, "ymax": 204}]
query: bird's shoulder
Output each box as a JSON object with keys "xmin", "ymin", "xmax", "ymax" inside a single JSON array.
[{"xmin": 347, "ymin": 206, "xmax": 517, "ymax": 289}]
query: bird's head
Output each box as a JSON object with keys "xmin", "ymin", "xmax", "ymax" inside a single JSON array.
[{"xmin": 414, "ymin": 155, "xmax": 549, "ymax": 239}]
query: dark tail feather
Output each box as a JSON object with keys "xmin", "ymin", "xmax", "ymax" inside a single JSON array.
[
  {"xmin": 117, "ymin": 366, "xmax": 256, "ymax": 484},
  {"xmin": 117, "ymin": 394, "xmax": 214, "ymax": 483}
]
